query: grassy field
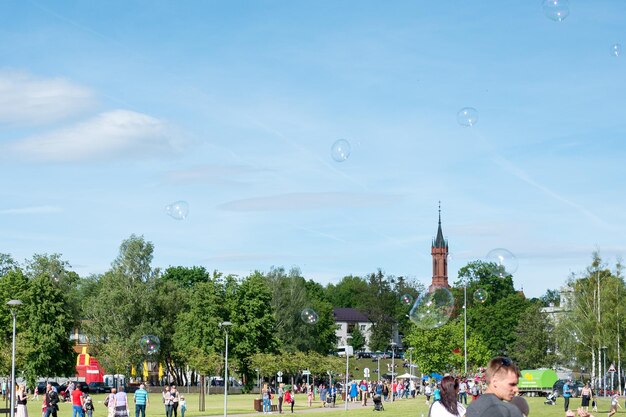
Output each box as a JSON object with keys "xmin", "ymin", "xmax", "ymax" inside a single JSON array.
[{"xmin": 15, "ymin": 393, "xmax": 625, "ymax": 417}]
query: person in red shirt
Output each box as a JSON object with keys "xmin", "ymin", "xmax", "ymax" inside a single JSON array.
[{"xmin": 71, "ymin": 386, "xmax": 84, "ymax": 417}]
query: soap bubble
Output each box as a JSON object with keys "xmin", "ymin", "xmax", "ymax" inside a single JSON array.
[
  {"xmin": 331, "ymin": 139, "xmax": 351, "ymax": 162},
  {"xmin": 139, "ymin": 334, "xmax": 160, "ymax": 355},
  {"xmin": 473, "ymin": 289, "xmax": 488, "ymax": 303},
  {"xmin": 612, "ymin": 44, "xmax": 621, "ymax": 57},
  {"xmin": 542, "ymin": 0, "xmax": 570, "ymax": 22},
  {"xmin": 300, "ymin": 308, "xmax": 319, "ymax": 324},
  {"xmin": 457, "ymin": 107, "xmax": 479, "ymax": 127},
  {"xmin": 409, "ymin": 287, "xmax": 454, "ymax": 329},
  {"xmin": 165, "ymin": 201, "xmax": 189, "ymax": 220},
  {"xmin": 486, "ymin": 248, "xmax": 519, "ymax": 277},
  {"xmin": 401, "ymin": 294, "xmax": 414, "ymax": 305}
]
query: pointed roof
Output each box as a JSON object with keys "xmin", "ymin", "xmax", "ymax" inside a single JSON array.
[{"xmin": 433, "ymin": 202, "xmax": 447, "ymax": 249}]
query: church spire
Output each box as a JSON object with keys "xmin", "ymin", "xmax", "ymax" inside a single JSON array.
[{"xmin": 430, "ymin": 202, "xmax": 450, "ymax": 290}]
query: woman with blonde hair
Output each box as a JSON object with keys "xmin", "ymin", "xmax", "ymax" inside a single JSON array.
[{"xmin": 16, "ymin": 384, "xmax": 28, "ymax": 417}]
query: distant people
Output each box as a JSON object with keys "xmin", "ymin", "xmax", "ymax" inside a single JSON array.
[
  {"xmin": 429, "ymin": 376, "xmax": 466, "ymax": 417},
  {"xmin": 284, "ymin": 388, "xmax": 294, "ymax": 413},
  {"xmin": 71, "ymin": 383, "xmax": 85, "ymax": 417},
  {"xmin": 320, "ymin": 384, "xmax": 328, "ymax": 408},
  {"xmin": 170, "ymin": 385, "xmax": 179, "ymax": 417},
  {"xmin": 434, "ymin": 384, "xmax": 442, "ymax": 402},
  {"xmin": 44, "ymin": 383, "xmax": 59, "ymax": 417},
  {"xmin": 114, "ymin": 386, "xmax": 129, "ymax": 417},
  {"xmin": 350, "ymin": 381, "xmax": 358, "ymax": 402},
  {"xmin": 470, "ymin": 381, "xmax": 481, "ymax": 401},
  {"xmin": 466, "ymin": 357, "xmax": 523, "ymax": 417},
  {"xmin": 262, "ymin": 383, "xmax": 271, "ymax": 414},
  {"xmin": 179, "ymin": 396, "xmax": 186, "ymax": 417},
  {"xmin": 425, "ymin": 383, "xmax": 432, "ymax": 404},
  {"xmin": 2, "ymin": 380, "xmax": 7, "ymax": 400},
  {"xmin": 16, "ymin": 384, "xmax": 28, "ymax": 417},
  {"xmin": 307, "ymin": 385, "xmax": 313, "ymax": 407},
  {"xmin": 580, "ymin": 383, "xmax": 593, "ymax": 413},
  {"xmin": 563, "ymin": 380, "xmax": 572, "ymax": 412},
  {"xmin": 609, "ymin": 393, "xmax": 621, "ymax": 417},
  {"xmin": 84, "ymin": 393, "xmax": 95, "ymax": 417},
  {"xmin": 106, "ymin": 389, "xmax": 117, "ymax": 417},
  {"xmin": 278, "ymin": 383, "xmax": 284, "ymax": 414},
  {"xmin": 458, "ymin": 380, "xmax": 468, "ymax": 405},
  {"xmin": 133, "ymin": 383, "xmax": 149, "ymax": 417},
  {"xmin": 162, "ymin": 386, "xmax": 173, "ymax": 417}
]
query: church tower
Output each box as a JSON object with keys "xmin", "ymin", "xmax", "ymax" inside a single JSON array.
[{"xmin": 430, "ymin": 203, "xmax": 450, "ymax": 291}]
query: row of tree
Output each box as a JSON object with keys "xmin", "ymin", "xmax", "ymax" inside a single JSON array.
[{"xmin": 1, "ymin": 234, "xmax": 620, "ymax": 390}]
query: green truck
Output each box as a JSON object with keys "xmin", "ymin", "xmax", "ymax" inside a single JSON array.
[{"xmin": 517, "ymin": 369, "xmax": 559, "ymax": 396}]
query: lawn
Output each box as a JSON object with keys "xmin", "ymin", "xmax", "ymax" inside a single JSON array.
[{"xmin": 20, "ymin": 392, "xmax": 622, "ymax": 417}]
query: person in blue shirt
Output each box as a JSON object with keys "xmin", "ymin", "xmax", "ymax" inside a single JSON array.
[
  {"xmin": 433, "ymin": 384, "xmax": 441, "ymax": 402},
  {"xmin": 133, "ymin": 384, "xmax": 149, "ymax": 417},
  {"xmin": 563, "ymin": 380, "xmax": 572, "ymax": 412}
]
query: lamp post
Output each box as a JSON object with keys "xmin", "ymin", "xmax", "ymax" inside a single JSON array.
[
  {"xmin": 219, "ymin": 321, "xmax": 232, "ymax": 417},
  {"xmin": 407, "ymin": 347, "xmax": 415, "ymax": 376},
  {"xmin": 7, "ymin": 300, "xmax": 22, "ymax": 417},
  {"xmin": 390, "ymin": 342, "xmax": 397, "ymax": 402},
  {"xmin": 463, "ymin": 282, "xmax": 468, "ymax": 375}
]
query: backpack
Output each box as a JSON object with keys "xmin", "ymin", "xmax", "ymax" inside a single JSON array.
[{"xmin": 104, "ymin": 395, "xmax": 110, "ymax": 407}]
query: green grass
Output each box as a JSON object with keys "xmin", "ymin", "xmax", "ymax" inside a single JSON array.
[{"xmin": 20, "ymin": 393, "xmax": 623, "ymax": 417}]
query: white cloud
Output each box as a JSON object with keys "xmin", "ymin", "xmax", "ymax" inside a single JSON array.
[
  {"xmin": 4, "ymin": 110, "xmax": 185, "ymax": 162},
  {"xmin": 217, "ymin": 192, "xmax": 400, "ymax": 211},
  {"xmin": 0, "ymin": 205, "xmax": 63, "ymax": 214},
  {"xmin": 0, "ymin": 70, "xmax": 94, "ymax": 125},
  {"xmin": 164, "ymin": 164, "xmax": 270, "ymax": 185}
]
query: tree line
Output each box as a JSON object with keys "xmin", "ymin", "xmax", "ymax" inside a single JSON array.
[{"xmin": 0, "ymin": 234, "xmax": 618, "ymax": 390}]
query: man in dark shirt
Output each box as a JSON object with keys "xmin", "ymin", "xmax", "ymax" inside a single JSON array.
[
  {"xmin": 466, "ymin": 357, "xmax": 524, "ymax": 417},
  {"xmin": 44, "ymin": 384, "xmax": 59, "ymax": 417}
]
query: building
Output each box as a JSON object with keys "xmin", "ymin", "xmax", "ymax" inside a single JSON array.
[
  {"xmin": 430, "ymin": 203, "xmax": 450, "ymax": 291},
  {"xmin": 333, "ymin": 308, "xmax": 400, "ymax": 351}
]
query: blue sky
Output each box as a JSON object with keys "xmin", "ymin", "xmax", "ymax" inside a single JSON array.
[{"xmin": 1, "ymin": 0, "xmax": 625, "ymax": 298}]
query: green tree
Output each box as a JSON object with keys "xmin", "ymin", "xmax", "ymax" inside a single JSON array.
[
  {"xmin": 509, "ymin": 302, "xmax": 554, "ymax": 369},
  {"xmin": 349, "ymin": 326, "xmax": 366, "ymax": 352}
]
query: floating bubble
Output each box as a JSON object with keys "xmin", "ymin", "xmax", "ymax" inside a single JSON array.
[
  {"xmin": 485, "ymin": 248, "xmax": 519, "ymax": 277},
  {"xmin": 542, "ymin": 0, "xmax": 570, "ymax": 22},
  {"xmin": 612, "ymin": 44, "xmax": 621, "ymax": 57},
  {"xmin": 473, "ymin": 289, "xmax": 488, "ymax": 303},
  {"xmin": 165, "ymin": 201, "xmax": 189, "ymax": 220},
  {"xmin": 408, "ymin": 287, "xmax": 454, "ymax": 329},
  {"xmin": 401, "ymin": 294, "xmax": 414, "ymax": 305},
  {"xmin": 456, "ymin": 107, "xmax": 479, "ymax": 127},
  {"xmin": 139, "ymin": 334, "xmax": 160, "ymax": 355},
  {"xmin": 331, "ymin": 139, "xmax": 351, "ymax": 162},
  {"xmin": 300, "ymin": 308, "xmax": 319, "ymax": 324}
]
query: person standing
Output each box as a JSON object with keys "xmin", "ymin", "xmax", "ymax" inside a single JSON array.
[
  {"xmin": 581, "ymin": 383, "xmax": 593, "ymax": 413},
  {"xmin": 278, "ymin": 383, "xmax": 284, "ymax": 414},
  {"xmin": 114, "ymin": 386, "xmax": 129, "ymax": 417},
  {"xmin": 179, "ymin": 396, "xmax": 186, "ymax": 417},
  {"xmin": 71, "ymin": 383, "xmax": 84, "ymax": 417},
  {"xmin": 133, "ymin": 384, "xmax": 149, "ymax": 417},
  {"xmin": 106, "ymin": 389, "xmax": 116, "ymax": 417},
  {"xmin": 162, "ymin": 386, "xmax": 173, "ymax": 417},
  {"xmin": 83, "ymin": 393, "xmax": 95, "ymax": 417},
  {"xmin": 16, "ymin": 384, "xmax": 28, "ymax": 417},
  {"xmin": 466, "ymin": 357, "xmax": 523, "ymax": 417},
  {"xmin": 429, "ymin": 376, "xmax": 466, "ymax": 417},
  {"xmin": 563, "ymin": 380, "xmax": 572, "ymax": 412},
  {"xmin": 170, "ymin": 386, "xmax": 179, "ymax": 417},
  {"xmin": 44, "ymin": 384, "xmax": 59, "ymax": 417},
  {"xmin": 262, "ymin": 384, "xmax": 271, "ymax": 414},
  {"xmin": 458, "ymin": 380, "xmax": 467, "ymax": 405}
]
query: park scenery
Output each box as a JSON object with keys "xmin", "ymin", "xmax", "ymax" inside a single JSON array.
[{"xmin": 2, "ymin": 1, "xmax": 626, "ymax": 417}]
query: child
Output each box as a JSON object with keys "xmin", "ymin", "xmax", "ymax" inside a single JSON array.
[
  {"xmin": 84, "ymin": 394, "xmax": 95, "ymax": 417},
  {"xmin": 180, "ymin": 396, "xmax": 186, "ymax": 417},
  {"xmin": 284, "ymin": 389, "xmax": 294, "ymax": 413},
  {"xmin": 609, "ymin": 393, "xmax": 621, "ymax": 417},
  {"xmin": 307, "ymin": 386, "xmax": 313, "ymax": 407}
]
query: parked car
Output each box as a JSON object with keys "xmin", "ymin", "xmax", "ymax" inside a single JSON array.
[
  {"xmin": 88, "ymin": 382, "xmax": 112, "ymax": 394},
  {"xmin": 553, "ymin": 379, "xmax": 583, "ymax": 397},
  {"xmin": 36, "ymin": 382, "xmax": 60, "ymax": 394}
]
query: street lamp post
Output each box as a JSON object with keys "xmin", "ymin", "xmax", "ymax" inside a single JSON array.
[
  {"xmin": 7, "ymin": 300, "xmax": 22, "ymax": 417},
  {"xmin": 463, "ymin": 282, "xmax": 468, "ymax": 375},
  {"xmin": 390, "ymin": 342, "xmax": 397, "ymax": 402},
  {"xmin": 219, "ymin": 321, "xmax": 232, "ymax": 417},
  {"xmin": 407, "ymin": 347, "xmax": 415, "ymax": 376}
]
